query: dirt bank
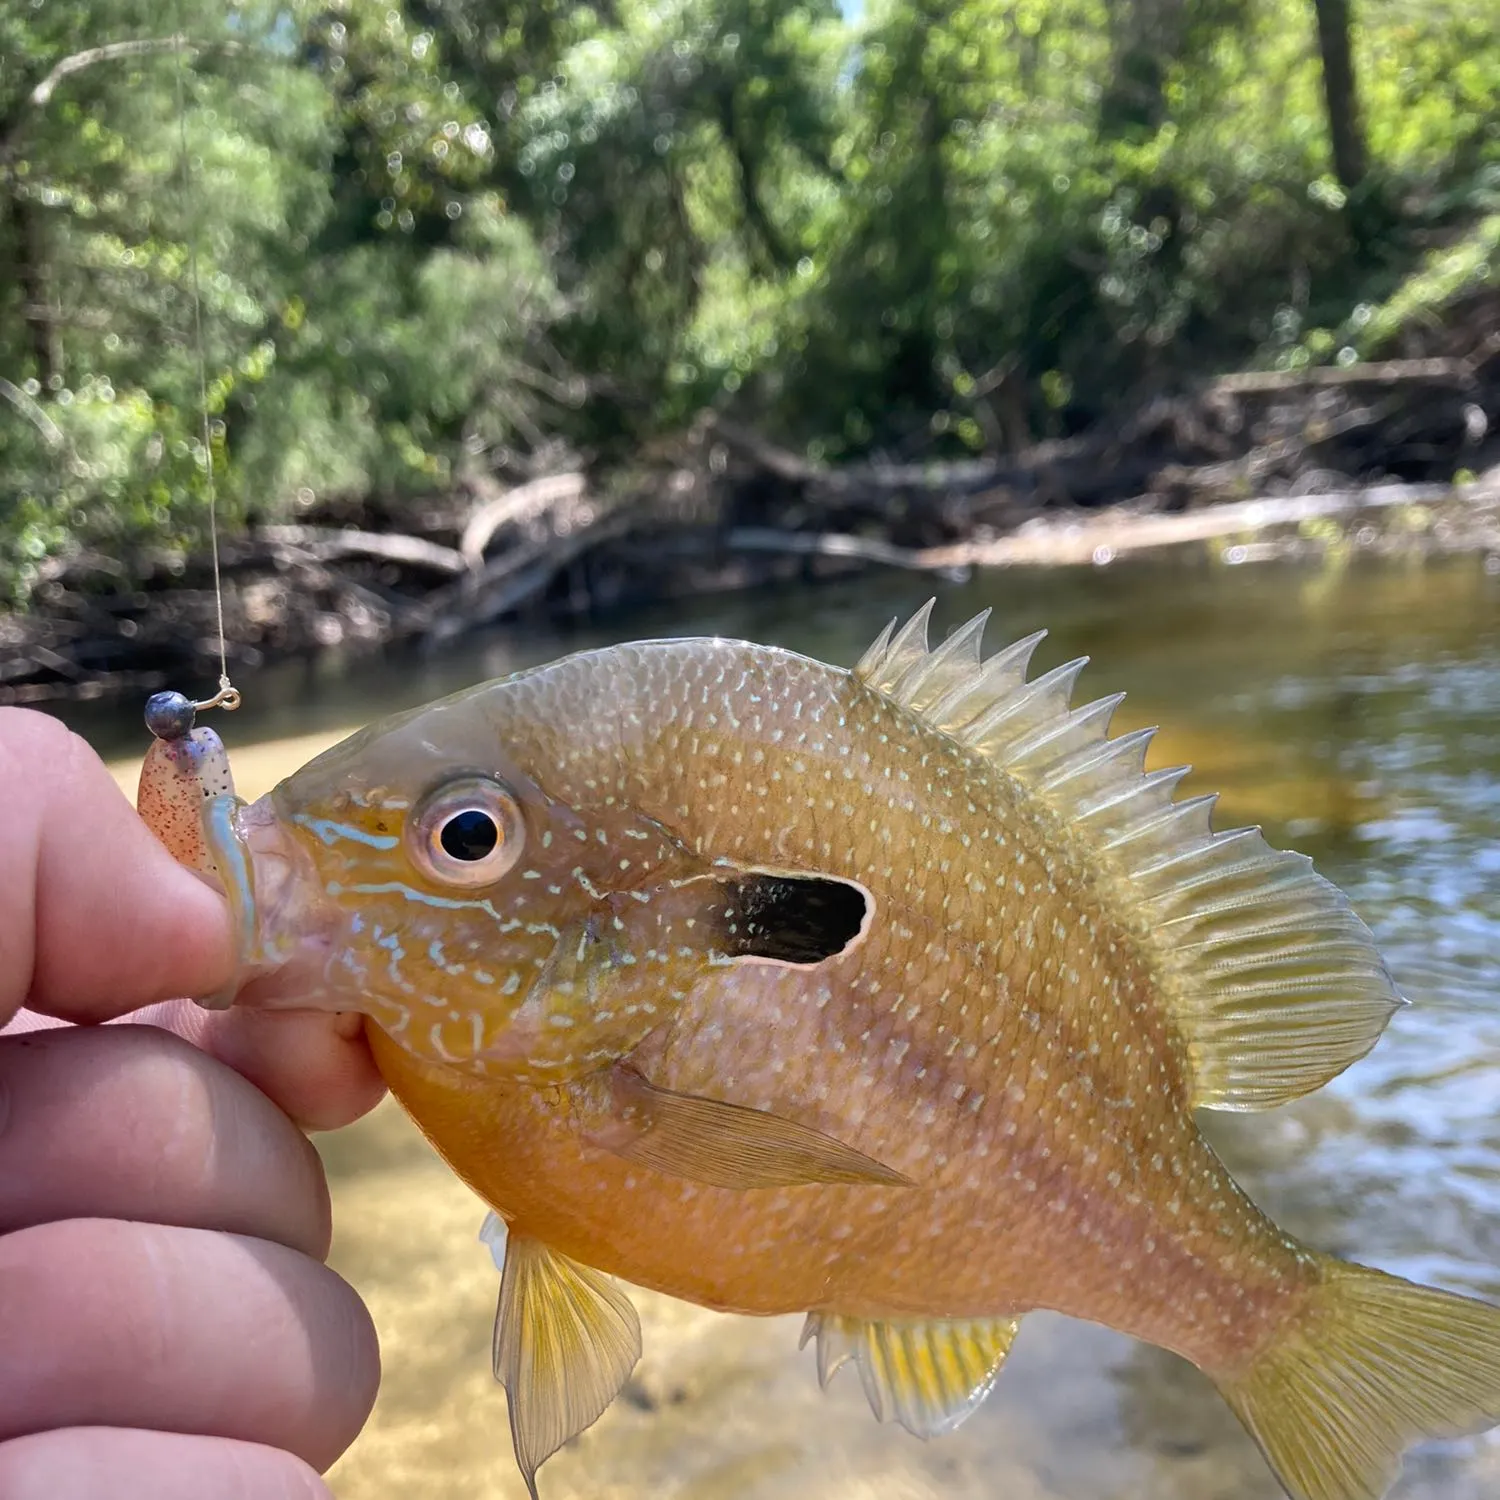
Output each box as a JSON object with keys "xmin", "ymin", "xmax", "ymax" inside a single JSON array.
[{"xmin": 7, "ymin": 340, "xmax": 1499, "ymax": 708}]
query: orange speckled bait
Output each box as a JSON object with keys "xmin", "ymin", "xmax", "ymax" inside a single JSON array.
[
  {"xmin": 136, "ymin": 609, "xmax": 1500, "ymax": 1500},
  {"xmin": 139, "ymin": 691, "xmax": 258, "ymax": 1004},
  {"xmin": 138, "ymin": 695, "xmax": 236, "ymax": 874}
]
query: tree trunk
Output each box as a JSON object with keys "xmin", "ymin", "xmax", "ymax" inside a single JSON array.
[
  {"xmin": 1099, "ymin": 0, "xmax": 1188, "ymax": 138},
  {"xmin": 3, "ymin": 190, "xmax": 61, "ymax": 385},
  {"xmin": 1312, "ymin": 0, "xmax": 1367, "ymax": 191},
  {"xmin": 717, "ymin": 85, "xmax": 794, "ymax": 273}
]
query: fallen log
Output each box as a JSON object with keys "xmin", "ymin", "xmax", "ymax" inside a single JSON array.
[
  {"xmin": 1212, "ymin": 355, "xmax": 1480, "ymax": 396},
  {"xmin": 255, "ymin": 525, "xmax": 467, "ymax": 575},
  {"xmin": 425, "ymin": 506, "xmax": 633, "ymax": 640},
  {"xmin": 458, "ymin": 472, "xmax": 589, "ymax": 570},
  {"xmin": 726, "ymin": 477, "xmax": 1496, "ymax": 573}
]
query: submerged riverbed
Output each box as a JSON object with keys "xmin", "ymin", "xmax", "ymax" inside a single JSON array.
[{"xmin": 97, "ymin": 550, "xmax": 1500, "ymax": 1499}]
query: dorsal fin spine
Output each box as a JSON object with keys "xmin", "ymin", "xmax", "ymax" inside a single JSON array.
[
  {"xmin": 1136, "ymin": 826, "xmax": 1270, "ymax": 883},
  {"xmin": 853, "ymin": 618, "xmax": 897, "ymax": 680},
  {"xmin": 1076, "ymin": 762, "xmax": 1189, "ymax": 828},
  {"xmin": 878, "ymin": 600, "xmax": 936, "ymax": 684},
  {"xmin": 925, "ymin": 630, "xmax": 1048, "ymax": 729},
  {"xmin": 963, "ymin": 658, "xmax": 1090, "ymax": 752},
  {"xmin": 1009, "ymin": 691, "xmax": 1127, "ymax": 774},
  {"xmin": 894, "ymin": 609, "xmax": 992, "ymax": 713},
  {"xmin": 1038, "ymin": 724, "xmax": 1155, "ymax": 798},
  {"xmin": 1101, "ymin": 792, "xmax": 1218, "ymax": 861}
]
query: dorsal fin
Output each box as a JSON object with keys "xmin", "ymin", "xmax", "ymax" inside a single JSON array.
[{"xmin": 854, "ymin": 605, "xmax": 1402, "ymax": 1111}]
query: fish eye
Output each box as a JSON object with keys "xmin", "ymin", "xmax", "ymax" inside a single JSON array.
[{"xmin": 409, "ymin": 775, "xmax": 524, "ymax": 888}]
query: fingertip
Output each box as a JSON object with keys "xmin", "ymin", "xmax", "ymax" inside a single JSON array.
[
  {"xmin": 186, "ymin": 1007, "xmax": 387, "ymax": 1132},
  {"xmin": 0, "ymin": 1223, "xmax": 382, "ymax": 1473},
  {"xmin": 1, "ymin": 1024, "xmax": 336, "ymax": 1260},
  {"xmin": 2, "ymin": 709, "xmax": 235, "ymax": 1021},
  {"xmin": 0, "ymin": 1428, "xmax": 338, "ymax": 1500}
]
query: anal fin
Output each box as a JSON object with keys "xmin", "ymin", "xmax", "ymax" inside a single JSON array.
[
  {"xmin": 800, "ymin": 1312, "xmax": 1021, "ymax": 1437},
  {"xmin": 489, "ymin": 1228, "xmax": 642, "ymax": 1497},
  {"xmin": 573, "ymin": 1066, "xmax": 912, "ymax": 1190}
]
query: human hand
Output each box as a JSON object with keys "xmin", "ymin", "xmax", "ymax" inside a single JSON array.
[{"xmin": 0, "ymin": 707, "xmax": 386, "ymax": 1498}]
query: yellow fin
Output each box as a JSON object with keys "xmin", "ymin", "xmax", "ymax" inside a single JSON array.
[
  {"xmin": 577, "ymin": 1067, "xmax": 912, "ymax": 1189},
  {"xmin": 855, "ymin": 605, "xmax": 1402, "ymax": 1110},
  {"xmin": 491, "ymin": 1231, "xmax": 641, "ymax": 1498},
  {"xmin": 1219, "ymin": 1256, "xmax": 1500, "ymax": 1500},
  {"xmin": 800, "ymin": 1312, "xmax": 1021, "ymax": 1437}
]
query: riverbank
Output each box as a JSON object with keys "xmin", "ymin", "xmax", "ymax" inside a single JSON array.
[{"xmin": 6, "ymin": 344, "xmax": 1499, "ymax": 708}]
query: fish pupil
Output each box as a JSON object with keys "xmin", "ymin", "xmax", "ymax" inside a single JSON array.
[{"xmin": 440, "ymin": 809, "xmax": 499, "ymax": 861}]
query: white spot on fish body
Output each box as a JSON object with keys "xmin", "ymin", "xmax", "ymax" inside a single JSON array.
[{"xmin": 427, "ymin": 1024, "xmax": 462, "ymax": 1062}]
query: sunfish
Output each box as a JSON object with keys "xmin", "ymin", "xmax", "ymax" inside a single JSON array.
[{"xmin": 140, "ymin": 604, "xmax": 1500, "ymax": 1500}]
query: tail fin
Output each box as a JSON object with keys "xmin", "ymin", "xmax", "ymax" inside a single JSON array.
[{"xmin": 1218, "ymin": 1257, "xmax": 1500, "ymax": 1500}]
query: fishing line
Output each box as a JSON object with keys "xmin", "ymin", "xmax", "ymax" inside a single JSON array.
[
  {"xmin": 169, "ymin": 32, "xmax": 239, "ymax": 718},
  {"xmin": 146, "ymin": 33, "xmax": 239, "ymax": 745}
]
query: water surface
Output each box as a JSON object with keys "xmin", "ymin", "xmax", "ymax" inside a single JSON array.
[{"xmin": 96, "ymin": 551, "xmax": 1500, "ymax": 1498}]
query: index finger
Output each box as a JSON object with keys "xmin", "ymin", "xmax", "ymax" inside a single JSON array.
[
  {"xmin": 0, "ymin": 709, "xmax": 233, "ymax": 1026},
  {"xmin": 0, "ymin": 709, "xmax": 387, "ymax": 1129}
]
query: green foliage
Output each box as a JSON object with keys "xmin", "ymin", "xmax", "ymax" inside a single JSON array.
[
  {"xmin": 2, "ymin": 0, "xmax": 1497, "ymax": 602},
  {"xmin": 1296, "ymin": 208, "xmax": 1500, "ymax": 369},
  {"xmin": 0, "ymin": 0, "xmax": 563, "ymax": 603}
]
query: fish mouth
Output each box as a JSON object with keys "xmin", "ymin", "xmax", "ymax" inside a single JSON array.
[{"xmin": 196, "ymin": 793, "xmax": 353, "ymax": 1012}]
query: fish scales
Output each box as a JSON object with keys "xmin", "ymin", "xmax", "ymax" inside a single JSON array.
[{"xmin": 138, "ymin": 608, "xmax": 1500, "ymax": 1500}]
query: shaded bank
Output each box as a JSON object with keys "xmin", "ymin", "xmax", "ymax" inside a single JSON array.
[{"xmin": 6, "ymin": 345, "xmax": 1500, "ymax": 707}]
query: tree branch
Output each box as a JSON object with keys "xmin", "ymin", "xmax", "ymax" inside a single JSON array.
[
  {"xmin": 0, "ymin": 375, "xmax": 65, "ymax": 448},
  {"xmin": 716, "ymin": 84, "xmax": 795, "ymax": 273},
  {"xmin": 0, "ymin": 36, "xmax": 237, "ymax": 164},
  {"xmin": 255, "ymin": 525, "xmax": 468, "ymax": 575},
  {"xmin": 29, "ymin": 36, "xmax": 191, "ymax": 109}
]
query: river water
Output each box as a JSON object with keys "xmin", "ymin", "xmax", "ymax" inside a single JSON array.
[{"xmin": 91, "ymin": 550, "xmax": 1500, "ymax": 1499}]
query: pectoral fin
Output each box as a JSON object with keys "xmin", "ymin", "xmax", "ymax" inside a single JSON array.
[
  {"xmin": 490, "ymin": 1230, "xmax": 642, "ymax": 1498},
  {"xmin": 574, "ymin": 1066, "xmax": 912, "ymax": 1189},
  {"xmin": 800, "ymin": 1312, "xmax": 1022, "ymax": 1438}
]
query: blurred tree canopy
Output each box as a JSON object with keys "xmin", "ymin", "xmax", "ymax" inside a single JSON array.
[{"xmin": 2, "ymin": 0, "xmax": 1497, "ymax": 602}]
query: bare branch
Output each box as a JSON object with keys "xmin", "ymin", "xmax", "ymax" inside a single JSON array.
[
  {"xmin": 256, "ymin": 525, "xmax": 467, "ymax": 575},
  {"xmin": 0, "ymin": 376, "xmax": 65, "ymax": 448},
  {"xmin": 1213, "ymin": 357, "xmax": 1476, "ymax": 395},
  {"xmin": 459, "ymin": 472, "xmax": 588, "ymax": 569},
  {"xmin": 727, "ymin": 481, "xmax": 1474, "ymax": 573},
  {"xmin": 29, "ymin": 36, "xmax": 191, "ymax": 109},
  {"xmin": 0, "ymin": 35, "xmax": 237, "ymax": 165}
]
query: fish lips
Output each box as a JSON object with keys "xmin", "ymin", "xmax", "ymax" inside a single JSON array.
[{"xmin": 194, "ymin": 792, "xmax": 355, "ymax": 1013}]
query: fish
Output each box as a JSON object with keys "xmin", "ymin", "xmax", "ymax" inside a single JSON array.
[{"xmin": 137, "ymin": 603, "xmax": 1500, "ymax": 1500}]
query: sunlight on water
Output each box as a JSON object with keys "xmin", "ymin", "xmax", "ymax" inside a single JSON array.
[{"xmin": 101, "ymin": 552, "xmax": 1500, "ymax": 1499}]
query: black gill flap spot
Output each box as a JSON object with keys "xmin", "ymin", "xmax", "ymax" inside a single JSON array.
[{"xmin": 717, "ymin": 872, "xmax": 870, "ymax": 966}]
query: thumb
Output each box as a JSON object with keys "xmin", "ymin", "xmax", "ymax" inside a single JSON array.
[{"xmin": 0, "ymin": 708, "xmax": 234, "ymax": 1025}]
